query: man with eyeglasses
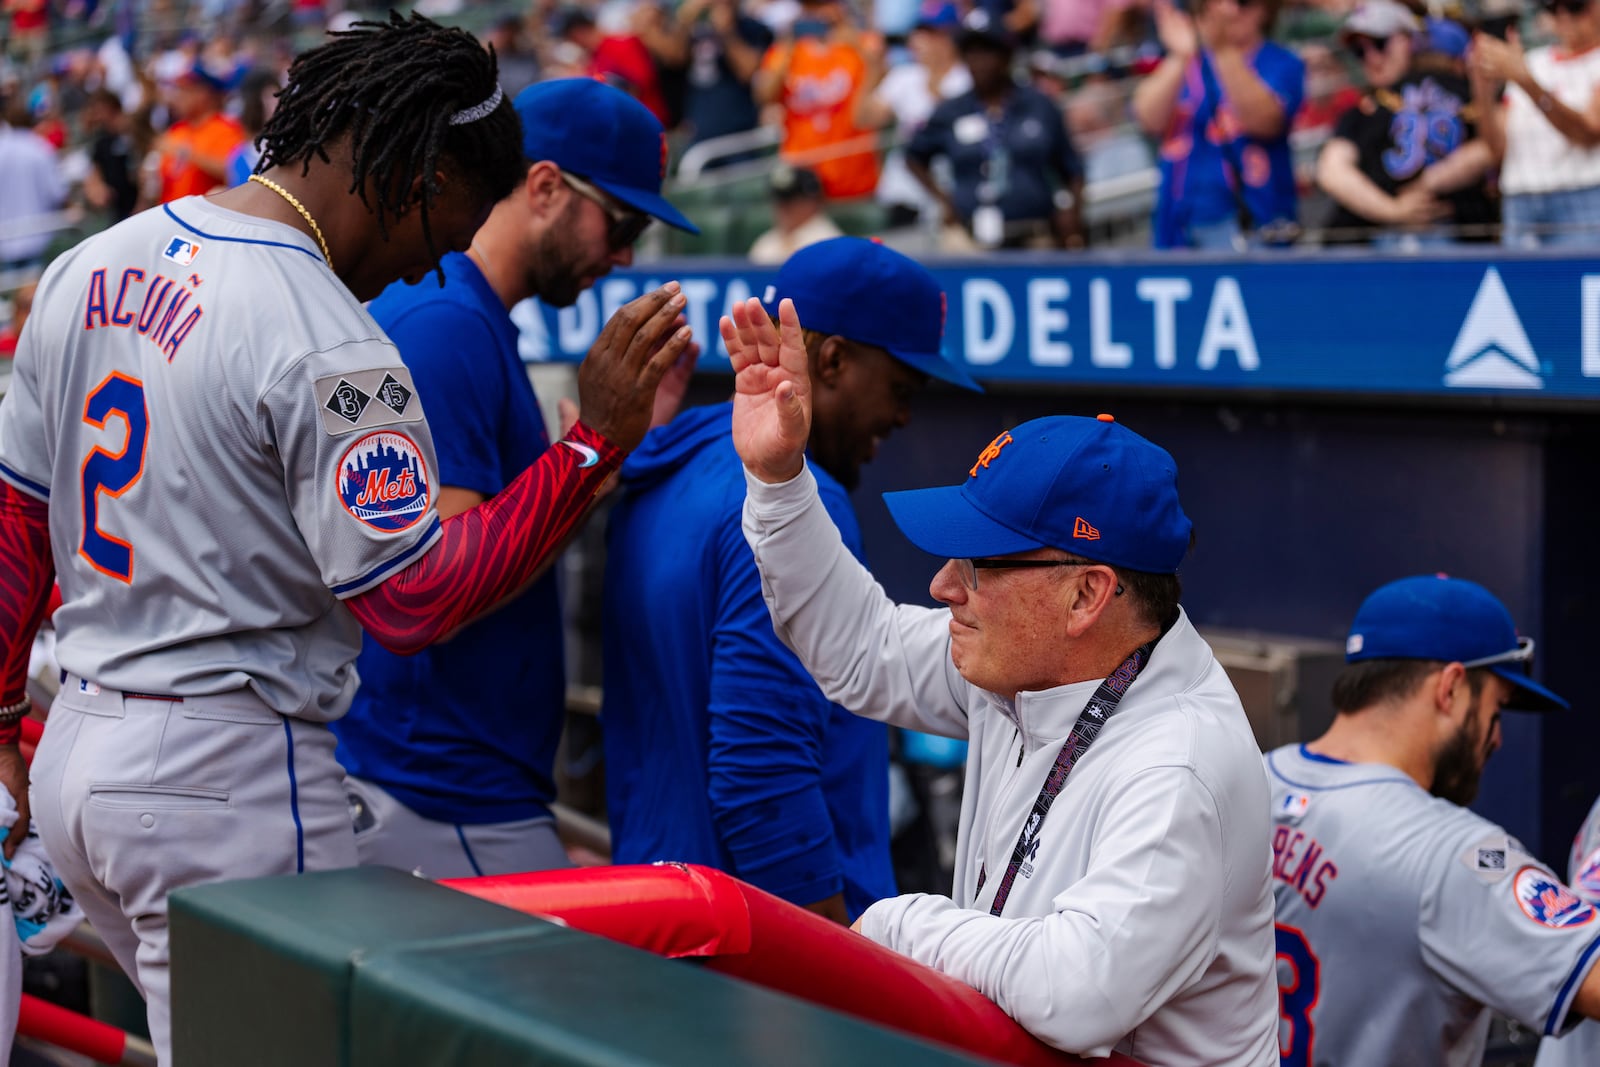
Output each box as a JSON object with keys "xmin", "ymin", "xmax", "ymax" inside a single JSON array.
[
  {"xmin": 601, "ymin": 238, "xmax": 981, "ymax": 926},
  {"xmin": 725, "ymin": 307, "xmax": 1278, "ymax": 1064},
  {"xmin": 330, "ymin": 78, "xmax": 700, "ymax": 879},
  {"xmin": 1265, "ymin": 575, "xmax": 1600, "ymax": 1066}
]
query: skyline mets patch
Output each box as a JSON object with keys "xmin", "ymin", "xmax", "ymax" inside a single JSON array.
[
  {"xmin": 336, "ymin": 430, "xmax": 430, "ymax": 533},
  {"xmin": 1513, "ymin": 866, "xmax": 1597, "ymax": 929}
]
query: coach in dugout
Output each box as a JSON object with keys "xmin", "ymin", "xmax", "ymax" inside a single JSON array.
[
  {"xmin": 721, "ymin": 300, "xmax": 1277, "ymax": 1064},
  {"xmin": 1266, "ymin": 576, "xmax": 1600, "ymax": 1066},
  {"xmin": 332, "ymin": 79, "xmax": 700, "ymax": 879}
]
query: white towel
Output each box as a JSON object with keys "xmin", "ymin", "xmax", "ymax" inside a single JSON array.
[{"xmin": 0, "ymin": 785, "xmax": 83, "ymax": 955}]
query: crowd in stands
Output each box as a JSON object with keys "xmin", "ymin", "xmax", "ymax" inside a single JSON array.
[{"xmin": 4, "ymin": 0, "xmax": 1600, "ymax": 280}]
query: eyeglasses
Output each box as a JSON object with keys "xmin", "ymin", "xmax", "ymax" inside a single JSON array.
[
  {"xmin": 560, "ymin": 171, "xmax": 653, "ymax": 252},
  {"xmin": 955, "ymin": 557, "xmax": 1124, "ymax": 593},
  {"xmin": 1346, "ymin": 35, "xmax": 1392, "ymax": 60},
  {"xmin": 1460, "ymin": 636, "xmax": 1536, "ymax": 673}
]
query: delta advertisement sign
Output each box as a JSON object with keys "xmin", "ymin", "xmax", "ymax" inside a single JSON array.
[{"xmin": 509, "ymin": 257, "xmax": 1600, "ymax": 401}]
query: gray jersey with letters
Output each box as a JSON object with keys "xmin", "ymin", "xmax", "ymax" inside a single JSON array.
[
  {"xmin": 1536, "ymin": 793, "xmax": 1600, "ymax": 1067},
  {"xmin": 1265, "ymin": 744, "xmax": 1600, "ymax": 1067},
  {"xmin": 0, "ymin": 197, "xmax": 441, "ymax": 721}
]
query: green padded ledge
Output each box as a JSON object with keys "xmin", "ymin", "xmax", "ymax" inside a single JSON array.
[
  {"xmin": 351, "ymin": 929, "xmax": 995, "ymax": 1067},
  {"xmin": 168, "ymin": 866, "xmax": 556, "ymax": 1067}
]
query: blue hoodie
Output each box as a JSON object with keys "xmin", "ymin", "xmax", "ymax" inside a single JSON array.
[{"xmin": 601, "ymin": 402, "xmax": 895, "ymax": 919}]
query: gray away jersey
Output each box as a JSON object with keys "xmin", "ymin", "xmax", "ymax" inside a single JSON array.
[
  {"xmin": 1536, "ymin": 794, "xmax": 1600, "ymax": 1067},
  {"xmin": 1265, "ymin": 744, "xmax": 1600, "ymax": 1067},
  {"xmin": 0, "ymin": 197, "xmax": 442, "ymax": 720}
]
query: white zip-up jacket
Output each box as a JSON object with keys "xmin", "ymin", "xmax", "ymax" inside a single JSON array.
[{"xmin": 743, "ymin": 466, "xmax": 1278, "ymax": 1066}]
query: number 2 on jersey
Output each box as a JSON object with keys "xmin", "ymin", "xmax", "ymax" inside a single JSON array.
[
  {"xmin": 1276, "ymin": 923, "xmax": 1320, "ymax": 1067},
  {"xmin": 80, "ymin": 373, "xmax": 149, "ymax": 582}
]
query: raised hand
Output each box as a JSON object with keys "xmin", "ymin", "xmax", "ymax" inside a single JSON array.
[
  {"xmin": 576, "ymin": 283, "xmax": 695, "ymax": 453},
  {"xmin": 725, "ymin": 296, "xmax": 809, "ymax": 484}
]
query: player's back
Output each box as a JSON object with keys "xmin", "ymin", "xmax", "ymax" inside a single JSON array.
[
  {"xmin": 0, "ymin": 197, "xmax": 440, "ymax": 721},
  {"xmin": 1265, "ymin": 743, "xmax": 1561, "ymax": 1067}
]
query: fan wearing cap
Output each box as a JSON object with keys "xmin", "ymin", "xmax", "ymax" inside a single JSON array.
[
  {"xmin": 1265, "ymin": 576, "xmax": 1600, "ymax": 1067},
  {"xmin": 725, "ymin": 300, "xmax": 1277, "ymax": 1063},
  {"xmin": 749, "ymin": 165, "xmax": 844, "ymax": 263},
  {"xmin": 332, "ymin": 78, "xmax": 702, "ymax": 880},
  {"xmin": 155, "ymin": 58, "xmax": 246, "ymax": 204},
  {"xmin": 601, "ymin": 238, "xmax": 980, "ymax": 926},
  {"xmin": 1315, "ymin": 0, "xmax": 1495, "ymax": 246}
]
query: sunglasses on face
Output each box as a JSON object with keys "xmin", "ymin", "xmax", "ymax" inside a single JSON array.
[
  {"xmin": 1460, "ymin": 636, "xmax": 1536, "ymax": 675},
  {"xmin": 561, "ymin": 172, "xmax": 653, "ymax": 252},
  {"xmin": 1347, "ymin": 34, "xmax": 1392, "ymax": 59}
]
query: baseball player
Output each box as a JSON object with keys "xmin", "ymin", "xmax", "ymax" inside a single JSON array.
[
  {"xmin": 0, "ymin": 16, "xmax": 691, "ymax": 1063},
  {"xmin": 1266, "ymin": 576, "xmax": 1600, "ymax": 1066},
  {"xmin": 1536, "ymin": 793, "xmax": 1600, "ymax": 1066},
  {"xmin": 333, "ymin": 78, "xmax": 702, "ymax": 880}
]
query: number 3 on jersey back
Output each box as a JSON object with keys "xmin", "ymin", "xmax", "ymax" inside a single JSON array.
[
  {"xmin": 80, "ymin": 373, "xmax": 149, "ymax": 582},
  {"xmin": 1276, "ymin": 923, "xmax": 1320, "ymax": 1067}
]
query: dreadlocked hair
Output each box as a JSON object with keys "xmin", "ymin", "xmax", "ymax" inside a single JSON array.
[{"xmin": 255, "ymin": 11, "xmax": 524, "ymax": 276}]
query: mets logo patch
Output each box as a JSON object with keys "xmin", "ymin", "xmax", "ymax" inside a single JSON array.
[
  {"xmin": 336, "ymin": 431, "xmax": 430, "ymax": 533},
  {"xmin": 1513, "ymin": 866, "xmax": 1597, "ymax": 929},
  {"xmin": 1574, "ymin": 848, "xmax": 1600, "ymax": 901},
  {"xmin": 162, "ymin": 237, "xmax": 200, "ymax": 265}
]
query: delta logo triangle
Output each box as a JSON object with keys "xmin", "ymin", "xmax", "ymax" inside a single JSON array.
[
  {"xmin": 1444, "ymin": 268, "xmax": 1544, "ymax": 390},
  {"xmin": 1073, "ymin": 517, "xmax": 1101, "ymax": 541}
]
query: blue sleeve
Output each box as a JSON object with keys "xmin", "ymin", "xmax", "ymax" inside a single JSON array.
[
  {"xmin": 906, "ymin": 100, "xmax": 954, "ymax": 167},
  {"xmin": 1048, "ymin": 100, "xmax": 1084, "ymax": 182},
  {"xmin": 380, "ymin": 301, "xmax": 506, "ymax": 498},
  {"xmin": 706, "ymin": 506, "xmax": 843, "ymax": 908},
  {"xmin": 1258, "ymin": 46, "xmax": 1306, "ymax": 131}
]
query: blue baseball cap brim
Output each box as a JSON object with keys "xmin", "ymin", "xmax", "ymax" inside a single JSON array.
[
  {"xmin": 886, "ymin": 342, "xmax": 984, "ymax": 392},
  {"xmin": 883, "ymin": 484, "xmax": 1044, "ymax": 559},
  {"xmin": 591, "ymin": 176, "xmax": 700, "ymax": 235},
  {"xmin": 1491, "ymin": 666, "xmax": 1568, "ymax": 713}
]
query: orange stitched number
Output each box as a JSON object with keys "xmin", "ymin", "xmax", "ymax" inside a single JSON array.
[{"xmin": 80, "ymin": 372, "xmax": 149, "ymax": 582}]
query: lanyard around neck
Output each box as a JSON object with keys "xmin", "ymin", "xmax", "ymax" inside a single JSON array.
[{"xmin": 976, "ymin": 639, "xmax": 1157, "ymax": 917}]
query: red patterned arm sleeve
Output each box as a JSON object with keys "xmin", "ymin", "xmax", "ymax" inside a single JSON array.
[
  {"xmin": 347, "ymin": 421, "xmax": 622, "ymax": 655},
  {"xmin": 0, "ymin": 480, "xmax": 53, "ymax": 745}
]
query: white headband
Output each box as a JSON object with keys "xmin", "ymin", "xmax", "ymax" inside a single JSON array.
[{"xmin": 449, "ymin": 84, "xmax": 504, "ymax": 126}]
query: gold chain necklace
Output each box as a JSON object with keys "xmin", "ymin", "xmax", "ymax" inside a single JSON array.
[{"xmin": 248, "ymin": 174, "xmax": 333, "ymax": 269}]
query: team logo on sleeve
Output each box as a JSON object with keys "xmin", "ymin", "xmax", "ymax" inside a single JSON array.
[
  {"xmin": 162, "ymin": 237, "xmax": 201, "ymax": 265},
  {"xmin": 1513, "ymin": 866, "xmax": 1597, "ymax": 928},
  {"xmin": 336, "ymin": 431, "xmax": 430, "ymax": 533}
]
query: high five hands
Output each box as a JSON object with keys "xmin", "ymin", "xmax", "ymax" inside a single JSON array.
[{"xmin": 725, "ymin": 296, "xmax": 810, "ymax": 485}]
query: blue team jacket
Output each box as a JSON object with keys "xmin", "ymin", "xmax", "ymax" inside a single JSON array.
[{"xmin": 601, "ymin": 402, "xmax": 896, "ymax": 920}]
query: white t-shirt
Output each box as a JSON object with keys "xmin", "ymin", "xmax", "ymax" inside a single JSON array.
[
  {"xmin": 748, "ymin": 212, "xmax": 844, "ymax": 264},
  {"xmin": 1501, "ymin": 45, "xmax": 1600, "ymax": 195},
  {"xmin": 874, "ymin": 62, "xmax": 972, "ymax": 213}
]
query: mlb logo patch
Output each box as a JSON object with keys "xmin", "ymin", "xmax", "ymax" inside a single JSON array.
[
  {"xmin": 1279, "ymin": 792, "xmax": 1311, "ymax": 819},
  {"xmin": 1513, "ymin": 866, "xmax": 1597, "ymax": 929},
  {"xmin": 162, "ymin": 237, "xmax": 200, "ymax": 266}
]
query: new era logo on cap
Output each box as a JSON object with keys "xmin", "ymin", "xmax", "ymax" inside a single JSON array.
[{"xmin": 1073, "ymin": 517, "xmax": 1101, "ymax": 541}]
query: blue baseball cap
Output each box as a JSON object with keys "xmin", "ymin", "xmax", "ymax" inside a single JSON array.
[
  {"xmin": 915, "ymin": 1, "xmax": 962, "ymax": 30},
  {"xmin": 515, "ymin": 79, "xmax": 699, "ymax": 234},
  {"xmin": 762, "ymin": 237, "xmax": 981, "ymax": 392},
  {"xmin": 882, "ymin": 414, "xmax": 1192, "ymax": 572},
  {"xmin": 1345, "ymin": 575, "xmax": 1568, "ymax": 712}
]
